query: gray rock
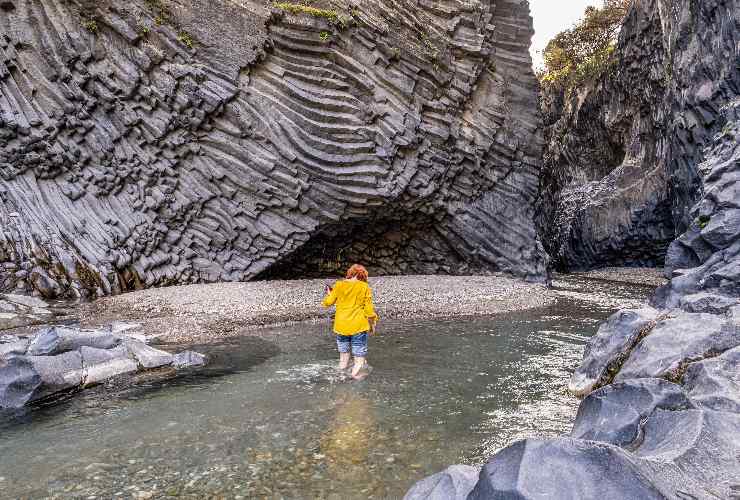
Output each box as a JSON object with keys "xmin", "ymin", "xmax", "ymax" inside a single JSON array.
[
  {"xmin": 80, "ymin": 346, "xmax": 138, "ymax": 386},
  {"xmin": 571, "ymin": 379, "xmax": 693, "ymax": 447},
  {"xmin": 683, "ymin": 346, "xmax": 740, "ymax": 413},
  {"xmin": 402, "ymin": 464, "xmax": 479, "ymax": 500},
  {"xmin": 679, "ymin": 292, "xmax": 738, "ymax": 314},
  {"xmin": 1, "ymin": 293, "xmax": 48, "ymax": 309},
  {"xmin": 631, "ymin": 409, "xmax": 740, "ymax": 498},
  {"xmin": 124, "ymin": 340, "xmax": 173, "ymax": 369},
  {"xmin": 467, "ymin": 438, "xmax": 665, "ymax": 500},
  {"xmin": 28, "ymin": 268, "xmax": 63, "ymax": 300},
  {"xmin": 615, "ymin": 312, "xmax": 737, "ymax": 382},
  {"xmin": 27, "ymin": 326, "xmax": 121, "ymax": 356},
  {"xmin": 568, "ymin": 307, "xmax": 660, "ymax": 396},
  {"xmin": 0, "ymin": 334, "xmax": 20, "ymax": 344},
  {"xmin": 25, "ymin": 351, "xmax": 84, "ymax": 401},
  {"xmin": 0, "ymin": 357, "xmax": 41, "ymax": 408},
  {"xmin": 108, "ymin": 322, "xmax": 143, "ymax": 336},
  {"xmin": 172, "ymin": 351, "xmax": 207, "ymax": 368},
  {"xmin": 0, "ymin": 338, "xmax": 29, "ymax": 359}
]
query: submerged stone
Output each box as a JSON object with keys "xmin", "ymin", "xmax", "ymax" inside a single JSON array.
[{"xmin": 172, "ymin": 351, "xmax": 207, "ymax": 368}]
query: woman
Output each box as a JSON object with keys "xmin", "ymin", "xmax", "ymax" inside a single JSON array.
[{"xmin": 322, "ymin": 264, "xmax": 379, "ymax": 380}]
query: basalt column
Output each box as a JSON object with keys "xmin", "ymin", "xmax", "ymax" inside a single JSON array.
[{"xmin": 0, "ymin": 0, "xmax": 547, "ymax": 298}]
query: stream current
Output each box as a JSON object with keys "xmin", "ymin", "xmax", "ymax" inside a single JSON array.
[{"xmin": 0, "ymin": 275, "xmax": 654, "ymax": 499}]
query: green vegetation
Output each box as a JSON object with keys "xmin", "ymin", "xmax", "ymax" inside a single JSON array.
[
  {"xmin": 273, "ymin": 2, "xmax": 350, "ymax": 28},
  {"xmin": 82, "ymin": 19, "xmax": 98, "ymax": 33},
  {"xmin": 319, "ymin": 31, "xmax": 330, "ymax": 42},
  {"xmin": 140, "ymin": 0, "xmax": 197, "ymax": 49},
  {"xmin": 538, "ymin": 0, "xmax": 631, "ymax": 90},
  {"xmin": 697, "ymin": 215, "xmax": 711, "ymax": 229},
  {"xmin": 178, "ymin": 31, "xmax": 195, "ymax": 48}
]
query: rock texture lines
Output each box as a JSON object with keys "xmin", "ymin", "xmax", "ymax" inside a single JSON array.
[
  {"xmin": 0, "ymin": 0, "xmax": 547, "ymax": 298},
  {"xmin": 538, "ymin": 0, "xmax": 740, "ymax": 271}
]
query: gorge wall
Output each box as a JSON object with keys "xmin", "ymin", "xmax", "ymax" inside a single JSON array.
[
  {"xmin": 0, "ymin": 0, "xmax": 547, "ymax": 298},
  {"xmin": 538, "ymin": 0, "xmax": 740, "ymax": 271}
]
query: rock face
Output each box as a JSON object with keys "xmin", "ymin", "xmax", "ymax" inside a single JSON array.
[
  {"xmin": 0, "ymin": 0, "xmax": 547, "ymax": 298},
  {"xmin": 0, "ymin": 322, "xmax": 206, "ymax": 408},
  {"xmin": 538, "ymin": 0, "xmax": 740, "ymax": 271},
  {"xmin": 406, "ymin": 31, "xmax": 740, "ymax": 500}
]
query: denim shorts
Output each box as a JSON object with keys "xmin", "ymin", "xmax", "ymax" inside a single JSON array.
[{"xmin": 336, "ymin": 332, "xmax": 368, "ymax": 357}]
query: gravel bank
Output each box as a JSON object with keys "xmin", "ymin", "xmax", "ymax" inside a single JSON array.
[
  {"xmin": 567, "ymin": 267, "xmax": 668, "ymax": 287},
  {"xmin": 82, "ymin": 275, "xmax": 554, "ymax": 343}
]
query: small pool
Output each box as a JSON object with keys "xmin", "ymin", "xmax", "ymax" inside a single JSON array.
[{"xmin": 0, "ymin": 275, "xmax": 653, "ymax": 499}]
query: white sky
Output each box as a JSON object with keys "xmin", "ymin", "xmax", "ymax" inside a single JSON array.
[{"xmin": 529, "ymin": 0, "xmax": 600, "ymax": 70}]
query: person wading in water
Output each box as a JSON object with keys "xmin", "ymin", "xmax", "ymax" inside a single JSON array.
[{"xmin": 322, "ymin": 264, "xmax": 379, "ymax": 380}]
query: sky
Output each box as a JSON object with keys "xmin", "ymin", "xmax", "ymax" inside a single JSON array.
[{"xmin": 529, "ymin": 0, "xmax": 600, "ymax": 70}]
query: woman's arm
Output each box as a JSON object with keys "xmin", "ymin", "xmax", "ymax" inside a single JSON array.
[
  {"xmin": 322, "ymin": 283, "xmax": 338, "ymax": 307},
  {"xmin": 363, "ymin": 286, "xmax": 378, "ymax": 321}
]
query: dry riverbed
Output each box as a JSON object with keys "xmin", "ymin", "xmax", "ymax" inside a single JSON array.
[{"xmin": 81, "ymin": 275, "xmax": 555, "ymax": 343}]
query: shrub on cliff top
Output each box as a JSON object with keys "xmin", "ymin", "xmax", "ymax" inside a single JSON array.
[
  {"xmin": 273, "ymin": 2, "xmax": 350, "ymax": 28},
  {"xmin": 539, "ymin": 0, "xmax": 632, "ymax": 90}
]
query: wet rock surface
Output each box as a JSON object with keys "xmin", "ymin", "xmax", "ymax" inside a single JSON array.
[
  {"xmin": 0, "ymin": 323, "xmax": 206, "ymax": 408},
  {"xmin": 0, "ymin": 0, "xmax": 547, "ymax": 300}
]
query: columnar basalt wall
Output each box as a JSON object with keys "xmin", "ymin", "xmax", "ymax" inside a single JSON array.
[
  {"xmin": 538, "ymin": 0, "xmax": 740, "ymax": 271},
  {"xmin": 0, "ymin": 0, "xmax": 547, "ymax": 298}
]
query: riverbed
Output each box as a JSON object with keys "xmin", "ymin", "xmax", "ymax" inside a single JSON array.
[{"xmin": 0, "ymin": 273, "xmax": 658, "ymax": 499}]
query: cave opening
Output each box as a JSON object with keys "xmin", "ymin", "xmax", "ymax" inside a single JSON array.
[{"xmin": 255, "ymin": 213, "xmax": 479, "ymax": 281}]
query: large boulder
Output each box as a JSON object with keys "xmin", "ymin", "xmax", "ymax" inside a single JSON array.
[
  {"xmin": 630, "ymin": 409, "xmax": 740, "ymax": 497},
  {"xmin": 571, "ymin": 379, "xmax": 693, "ymax": 447},
  {"xmin": 0, "ymin": 351, "xmax": 84, "ymax": 407},
  {"xmin": 615, "ymin": 312, "xmax": 738, "ymax": 382},
  {"xmin": 682, "ymin": 346, "xmax": 740, "ymax": 413},
  {"xmin": 0, "ymin": 356, "xmax": 41, "ymax": 408},
  {"xmin": 402, "ymin": 465, "xmax": 479, "ymax": 500},
  {"xmin": 467, "ymin": 438, "xmax": 665, "ymax": 500},
  {"xmin": 568, "ymin": 307, "xmax": 660, "ymax": 396},
  {"xmin": 27, "ymin": 326, "xmax": 121, "ymax": 356}
]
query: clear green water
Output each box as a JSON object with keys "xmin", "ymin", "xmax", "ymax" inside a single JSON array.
[{"xmin": 0, "ymin": 276, "xmax": 652, "ymax": 499}]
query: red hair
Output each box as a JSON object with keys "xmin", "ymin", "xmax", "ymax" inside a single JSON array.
[{"xmin": 346, "ymin": 264, "xmax": 369, "ymax": 282}]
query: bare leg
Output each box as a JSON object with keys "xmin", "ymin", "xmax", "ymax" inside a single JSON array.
[
  {"xmin": 338, "ymin": 352, "xmax": 351, "ymax": 370},
  {"xmin": 351, "ymin": 356, "xmax": 366, "ymax": 378}
]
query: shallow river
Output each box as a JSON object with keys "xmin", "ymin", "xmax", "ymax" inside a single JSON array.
[{"xmin": 0, "ymin": 275, "xmax": 654, "ymax": 499}]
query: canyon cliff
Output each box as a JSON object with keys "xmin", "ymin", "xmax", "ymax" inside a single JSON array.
[
  {"xmin": 0, "ymin": 0, "xmax": 547, "ymax": 298},
  {"xmin": 538, "ymin": 0, "xmax": 740, "ymax": 271}
]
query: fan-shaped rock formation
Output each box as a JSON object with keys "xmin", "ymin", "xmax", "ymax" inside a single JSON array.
[{"xmin": 0, "ymin": 0, "xmax": 547, "ymax": 298}]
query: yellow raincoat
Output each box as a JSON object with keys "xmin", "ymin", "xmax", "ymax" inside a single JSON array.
[{"xmin": 321, "ymin": 280, "xmax": 378, "ymax": 335}]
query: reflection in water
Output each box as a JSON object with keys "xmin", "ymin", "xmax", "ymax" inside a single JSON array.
[
  {"xmin": 0, "ymin": 275, "xmax": 655, "ymax": 499},
  {"xmin": 322, "ymin": 389, "xmax": 377, "ymax": 491}
]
